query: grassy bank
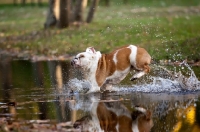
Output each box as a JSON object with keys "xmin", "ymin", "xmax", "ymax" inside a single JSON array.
[{"xmin": 0, "ymin": 1, "xmax": 200, "ymax": 62}]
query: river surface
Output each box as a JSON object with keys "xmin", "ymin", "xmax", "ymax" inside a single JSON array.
[{"xmin": 0, "ymin": 60, "xmax": 200, "ymax": 131}]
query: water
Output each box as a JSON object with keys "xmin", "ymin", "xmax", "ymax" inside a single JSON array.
[{"xmin": 0, "ymin": 60, "xmax": 200, "ymax": 131}]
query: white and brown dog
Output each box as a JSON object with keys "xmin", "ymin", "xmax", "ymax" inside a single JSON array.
[
  {"xmin": 71, "ymin": 45, "xmax": 151, "ymax": 93},
  {"xmin": 73, "ymin": 101, "xmax": 153, "ymax": 132}
]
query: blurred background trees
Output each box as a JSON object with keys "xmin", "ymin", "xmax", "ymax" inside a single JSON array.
[
  {"xmin": 1, "ymin": 0, "xmax": 200, "ymax": 61},
  {"xmin": 44, "ymin": 0, "xmax": 100, "ymax": 29},
  {"xmin": 10, "ymin": 0, "xmax": 101, "ymax": 29},
  {"xmin": 7, "ymin": 0, "xmax": 131, "ymax": 29},
  {"xmin": 13, "ymin": 0, "xmax": 43, "ymax": 5}
]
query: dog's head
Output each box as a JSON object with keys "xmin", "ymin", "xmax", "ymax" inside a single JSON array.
[{"xmin": 71, "ymin": 47, "xmax": 101, "ymax": 70}]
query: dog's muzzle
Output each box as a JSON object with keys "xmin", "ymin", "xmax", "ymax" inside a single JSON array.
[
  {"xmin": 71, "ymin": 57, "xmax": 79, "ymax": 67},
  {"xmin": 71, "ymin": 60, "xmax": 75, "ymax": 66}
]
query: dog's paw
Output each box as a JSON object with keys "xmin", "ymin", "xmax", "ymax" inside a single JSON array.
[
  {"xmin": 130, "ymin": 77, "xmax": 137, "ymax": 81},
  {"xmin": 85, "ymin": 87, "xmax": 101, "ymax": 94}
]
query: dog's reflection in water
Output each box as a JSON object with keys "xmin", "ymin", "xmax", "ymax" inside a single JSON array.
[{"xmin": 73, "ymin": 100, "xmax": 153, "ymax": 132}]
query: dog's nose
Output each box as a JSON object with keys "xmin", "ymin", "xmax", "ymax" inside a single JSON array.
[
  {"xmin": 71, "ymin": 57, "xmax": 78, "ymax": 66},
  {"xmin": 71, "ymin": 60, "xmax": 75, "ymax": 66}
]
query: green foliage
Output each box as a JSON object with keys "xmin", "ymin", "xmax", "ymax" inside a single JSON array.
[
  {"xmin": 0, "ymin": 0, "xmax": 200, "ymax": 61},
  {"xmin": 106, "ymin": 0, "xmax": 200, "ymax": 7}
]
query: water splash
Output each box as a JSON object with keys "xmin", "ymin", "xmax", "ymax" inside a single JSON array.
[
  {"xmin": 66, "ymin": 78, "xmax": 91, "ymax": 93},
  {"xmin": 114, "ymin": 76, "xmax": 199, "ymax": 93},
  {"xmin": 115, "ymin": 62, "xmax": 200, "ymax": 93},
  {"xmin": 177, "ymin": 62, "xmax": 200, "ymax": 90},
  {"xmin": 66, "ymin": 62, "xmax": 200, "ymax": 93}
]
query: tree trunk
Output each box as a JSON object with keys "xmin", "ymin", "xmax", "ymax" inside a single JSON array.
[
  {"xmin": 57, "ymin": 0, "xmax": 71, "ymax": 28},
  {"xmin": 13, "ymin": 0, "xmax": 17, "ymax": 5},
  {"xmin": 44, "ymin": 0, "xmax": 57, "ymax": 28},
  {"xmin": 38, "ymin": 0, "xmax": 42, "ymax": 6},
  {"xmin": 21, "ymin": 0, "xmax": 26, "ymax": 5},
  {"xmin": 44, "ymin": 0, "xmax": 98, "ymax": 28},
  {"xmin": 73, "ymin": 0, "xmax": 83, "ymax": 22},
  {"xmin": 73, "ymin": 0, "xmax": 88, "ymax": 22},
  {"xmin": 31, "ymin": 0, "xmax": 34, "ymax": 6},
  {"xmin": 105, "ymin": 0, "xmax": 110, "ymax": 6},
  {"xmin": 86, "ymin": 0, "xmax": 99, "ymax": 23},
  {"xmin": 44, "ymin": 0, "xmax": 71, "ymax": 29}
]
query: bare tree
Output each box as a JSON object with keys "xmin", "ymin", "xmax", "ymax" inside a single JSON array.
[
  {"xmin": 45, "ymin": 0, "xmax": 71, "ymax": 28},
  {"xmin": 86, "ymin": 0, "xmax": 99, "ymax": 23},
  {"xmin": 73, "ymin": 0, "xmax": 88, "ymax": 24},
  {"xmin": 38, "ymin": 0, "xmax": 42, "ymax": 6},
  {"xmin": 31, "ymin": 0, "xmax": 34, "ymax": 5},
  {"xmin": 44, "ymin": 0, "xmax": 57, "ymax": 28},
  {"xmin": 73, "ymin": 0, "xmax": 84, "ymax": 22},
  {"xmin": 13, "ymin": 0, "xmax": 17, "ymax": 5},
  {"xmin": 104, "ymin": 0, "xmax": 110, "ymax": 6},
  {"xmin": 21, "ymin": 0, "xmax": 26, "ymax": 5},
  {"xmin": 57, "ymin": 0, "xmax": 71, "ymax": 28},
  {"xmin": 44, "ymin": 0, "xmax": 99, "ymax": 29}
]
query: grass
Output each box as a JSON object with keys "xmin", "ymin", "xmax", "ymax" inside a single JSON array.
[{"xmin": 0, "ymin": 0, "xmax": 200, "ymax": 62}]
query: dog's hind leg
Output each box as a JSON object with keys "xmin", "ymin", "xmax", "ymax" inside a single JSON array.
[
  {"xmin": 130, "ymin": 64, "xmax": 150, "ymax": 81},
  {"xmin": 130, "ymin": 71, "xmax": 146, "ymax": 81},
  {"xmin": 129, "ymin": 46, "xmax": 151, "ymax": 81}
]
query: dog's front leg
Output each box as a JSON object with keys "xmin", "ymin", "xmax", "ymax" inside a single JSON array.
[
  {"xmin": 100, "ymin": 79, "xmax": 120, "ymax": 92},
  {"xmin": 100, "ymin": 83, "xmax": 113, "ymax": 92},
  {"xmin": 86, "ymin": 84, "xmax": 100, "ymax": 94}
]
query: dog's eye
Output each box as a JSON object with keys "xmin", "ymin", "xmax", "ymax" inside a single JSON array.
[{"xmin": 79, "ymin": 55, "xmax": 85, "ymax": 58}]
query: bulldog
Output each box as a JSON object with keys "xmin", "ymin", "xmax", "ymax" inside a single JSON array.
[
  {"xmin": 71, "ymin": 45, "xmax": 151, "ymax": 93},
  {"xmin": 73, "ymin": 101, "xmax": 153, "ymax": 132}
]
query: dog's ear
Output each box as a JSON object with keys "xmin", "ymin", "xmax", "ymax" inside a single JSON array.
[{"xmin": 86, "ymin": 47, "xmax": 96, "ymax": 54}]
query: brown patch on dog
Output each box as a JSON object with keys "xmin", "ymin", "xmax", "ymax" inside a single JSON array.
[
  {"xmin": 105, "ymin": 53, "xmax": 117, "ymax": 76},
  {"xmin": 95, "ymin": 55, "xmax": 107, "ymax": 87},
  {"xmin": 95, "ymin": 47, "xmax": 131, "ymax": 87},
  {"xmin": 97, "ymin": 102, "xmax": 118, "ymax": 131},
  {"xmin": 116, "ymin": 48, "xmax": 131, "ymax": 71},
  {"xmin": 136, "ymin": 47, "xmax": 151, "ymax": 73},
  {"xmin": 118, "ymin": 115, "xmax": 133, "ymax": 132},
  {"xmin": 97, "ymin": 102, "xmax": 133, "ymax": 132},
  {"xmin": 96, "ymin": 45, "xmax": 151, "ymax": 86},
  {"xmin": 96, "ymin": 53, "xmax": 116, "ymax": 87}
]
